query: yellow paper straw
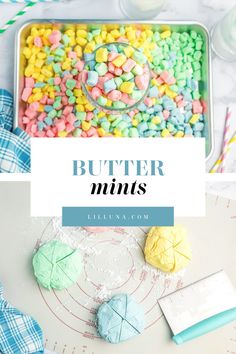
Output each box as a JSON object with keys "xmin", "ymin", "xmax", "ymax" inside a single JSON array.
[{"xmin": 210, "ymin": 131, "xmax": 236, "ymax": 173}]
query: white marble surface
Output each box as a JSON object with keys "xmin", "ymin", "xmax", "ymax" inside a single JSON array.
[{"xmin": 0, "ymin": 0, "xmax": 236, "ymax": 172}]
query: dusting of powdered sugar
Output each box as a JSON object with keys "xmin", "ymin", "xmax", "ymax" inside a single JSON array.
[{"xmin": 36, "ymin": 219, "xmax": 185, "ymax": 305}]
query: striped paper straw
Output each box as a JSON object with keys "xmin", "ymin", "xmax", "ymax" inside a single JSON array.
[
  {"xmin": 0, "ymin": 0, "xmax": 58, "ymax": 3},
  {"xmin": 219, "ymin": 107, "xmax": 232, "ymax": 173},
  {"xmin": 0, "ymin": 1, "xmax": 37, "ymax": 35},
  {"xmin": 0, "ymin": 0, "xmax": 60, "ymax": 35},
  {"xmin": 210, "ymin": 130, "xmax": 236, "ymax": 173}
]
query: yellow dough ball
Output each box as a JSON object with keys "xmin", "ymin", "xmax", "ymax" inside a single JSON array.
[{"xmin": 144, "ymin": 226, "xmax": 192, "ymax": 273}]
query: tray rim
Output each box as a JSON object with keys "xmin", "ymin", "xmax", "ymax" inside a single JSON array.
[{"xmin": 14, "ymin": 19, "xmax": 214, "ymax": 161}]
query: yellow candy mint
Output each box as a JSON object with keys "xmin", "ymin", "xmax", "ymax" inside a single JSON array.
[
  {"xmin": 175, "ymin": 131, "xmax": 184, "ymax": 138},
  {"xmin": 82, "ymin": 121, "xmax": 91, "ymax": 131},
  {"xmin": 152, "ymin": 117, "xmax": 161, "ymax": 125},
  {"xmin": 120, "ymin": 82, "xmax": 135, "ymax": 94},
  {"xmin": 161, "ymin": 128, "xmax": 170, "ymax": 137},
  {"xmin": 112, "ymin": 54, "xmax": 127, "ymax": 68},
  {"xmin": 96, "ymin": 47, "xmax": 108, "ymax": 63},
  {"xmin": 144, "ymin": 226, "xmax": 192, "ymax": 273},
  {"xmin": 58, "ymin": 131, "xmax": 68, "ymax": 137},
  {"xmin": 124, "ymin": 46, "xmax": 135, "ymax": 58},
  {"xmin": 160, "ymin": 30, "xmax": 171, "ymax": 39},
  {"xmin": 97, "ymin": 128, "xmax": 106, "ymax": 137},
  {"xmin": 189, "ymin": 114, "xmax": 200, "ymax": 124}
]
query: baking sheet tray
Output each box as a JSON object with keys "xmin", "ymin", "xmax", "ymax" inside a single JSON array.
[{"xmin": 14, "ymin": 20, "xmax": 213, "ymax": 159}]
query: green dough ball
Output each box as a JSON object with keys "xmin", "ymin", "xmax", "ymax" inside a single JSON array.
[{"xmin": 32, "ymin": 240, "xmax": 83, "ymax": 290}]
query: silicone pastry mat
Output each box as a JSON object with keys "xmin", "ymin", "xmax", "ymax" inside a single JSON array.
[{"xmin": 0, "ymin": 183, "xmax": 235, "ymax": 354}]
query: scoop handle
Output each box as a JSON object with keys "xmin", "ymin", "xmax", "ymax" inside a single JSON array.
[{"xmin": 173, "ymin": 307, "xmax": 236, "ymax": 344}]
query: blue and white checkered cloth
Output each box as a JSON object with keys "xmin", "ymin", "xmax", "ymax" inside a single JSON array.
[
  {"xmin": 0, "ymin": 283, "xmax": 44, "ymax": 353},
  {"xmin": 0, "ymin": 89, "xmax": 31, "ymax": 173}
]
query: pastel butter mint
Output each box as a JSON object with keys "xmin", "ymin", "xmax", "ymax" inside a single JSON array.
[
  {"xmin": 97, "ymin": 294, "xmax": 145, "ymax": 344},
  {"xmin": 144, "ymin": 225, "xmax": 192, "ymax": 273},
  {"xmin": 32, "ymin": 240, "xmax": 83, "ymax": 290}
]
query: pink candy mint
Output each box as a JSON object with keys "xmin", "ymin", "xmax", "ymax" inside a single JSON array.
[
  {"xmin": 25, "ymin": 112, "xmax": 37, "ymax": 120},
  {"xmin": 54, "ymin": 77, "xmax": 61, "ymax": 85},
  {"xmin": 31, "ymin": 124, "xmax": 37, "ymax": 134},
  {"xmin": 151, "ymin": 71, "xmax": 158, "ymax": 79},
  {"xmin": 156, "ymin": 77, "xmax": 164, "ymax": 85},
  {"xmin": 128, "ymin": 98, "xmax": 136, "ymax": 106},
  {"xmin": 122, "ymin": 58, "xmax": 136, "ymax": 73},
  {"xmin": 75, "ymin": 60, "xmax": 85, "ymax": 72},
  {"xmin": 87, "ymin": 127, "xmax": 98, "ymax": 137},
  {"xmin": 128, "ymin": 110, "xmax": 135, "ymax": 118},
  {"xmin": 160, "ymin": 71, "xmax": 176, "ymax": 85},
  {"xmin": 34, "ymin": 36, "xmax": 42, "ymax": 48},
  {"xmin": 167, "ymin": 76, "xmax": 176, "ymax": 85},
  {"xmin": 80, "ymin": 71, "xmax": 88, "ymax": 84},
  {"xmin": 86, "ymin": 112, "xmax": 94, "ymax": 121},
  {"xmin": 46, "ymin": 130, "xmax": 55, "ymax": 137},
  {"xmin": 97, "ymin": 76, "xmax": 109, "ymax": 90},
  {"xmin": 68, "ymin": 51, "xmax": 77, "ymax": 59},
  {"xmin": 120, "ymin": 94, "xmax": 135, "ymax": 106},
  {"xmin": 105, "ymin": 72, "xmax": 114, "ymax": 80},
  {"xmin": 67, "ymin": 113, "xmax": 76, "ymax": 125},
  {"xmin": 107, "ymin": 90, "xmax": 122, "ymax": 102},
  {"xmin": 114, "ymin": 68, "xmax": 122, "ymax": 76},
  {"xmin": 21, "ymin": 88, "xmax": 32, "ymax": 102},
  {"xmin": 175, "ymin": 95, "xmax": 183, "ymax": 103},
  {"xmin": 75, "ymin": 81, "xmax": 81, "ymax": 89},
  {"xmin": 91, "ymin": 87, "xmax": 102, "ymax": 100},
  {"xmin": 63, "ymin": 74, "xmax": 73, "ymax": 82},
  {"xmin": 108, "ymin": 52, "xmax": 119, "ymax": 62},
  {"xmin": 52, "ymin": 127, "xmax": 58, "ymax": 135},
  {"xmin": 51, "ymin": 43, "xmax": 60, "ymax": 51},
  {"xmin": 163, "ymin": 110, "xmax": 170, "ymax": 120},
  {"xmin": 66, "ymin": 123, "xmax": 74, "ymax": 133},
  {"xmin": 135, "ymin": 74, "xmax": 149, "ymax": 90},
  {"xmin": 120, "ymin": 93, "xmax": 130, "ymax": 104},
  {"xmin": 63, "ymin": 106, "xmax": 73, "ymax": 116},
  {"xmin": 60, "ymin": 83, "xmax": 67, "ymax": 93},
  {"xmin": 22, "ymin": 117, "xmax": 30, "ymax": 124},
  {"xmin": 192, "ymin": 100, "xmax": 203, "ymax": 114},
  {"xmin": 48, "ymin": 30, "xmax": 62, "ymax": 45},
  {"xmin": 62, "ymin": 96, "xmax": 68, "ymax": 105},
  {"xmin": 108, "ymin": 62, "xmax": 115, "ymax": 73},
  {"xmin": 117, "ymin": 37, "xmax": 128, "ymax": 43},
  {"xmin": 29, "ymin": 102, "xmax": 40, "ymax": 111},
  {"xmin": 177, "ymin": 100, "xmax": 186, "ymax": 108},
  {"xmin": 144, "ymin": 97, "xmax": 153, "ymax": 107},
  {"xmin": 40, "ymin": 95, "xmax": 48, "ymax": 104},
  {"xmin": 38, "ymin": 112, "xmax": 47, "ymax": 121},
  {"xmin": 160, "ymin": 71, "xmax": 169, "ymax": 83},
  {"xmin": 55, "ymin": 120, "xmax": 66, "ymax": 132},
  {"xmin": 47, "ymin": 99, "xmax": 54, "ymax": 105},
  {"xmin": 25, "ymin": 77, "xmax": 35, "ymax": 88}
]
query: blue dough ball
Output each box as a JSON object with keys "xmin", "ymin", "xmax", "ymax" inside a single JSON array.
[{"xmin": 97, "ymin": 294, "xmax": 145, "ymax": 344}]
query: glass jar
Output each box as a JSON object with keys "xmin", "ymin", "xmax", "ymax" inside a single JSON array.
[
  {"xmin": 81, "ymin": 42, "xmax": 151, "ymax": 114},
  {"xmin": 211, "ymin": 5, "xmax": 236, "ymax": 62},
  {"xmin": 119, "ymin": 0, "xmax": 167, "ymax": 20}
]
